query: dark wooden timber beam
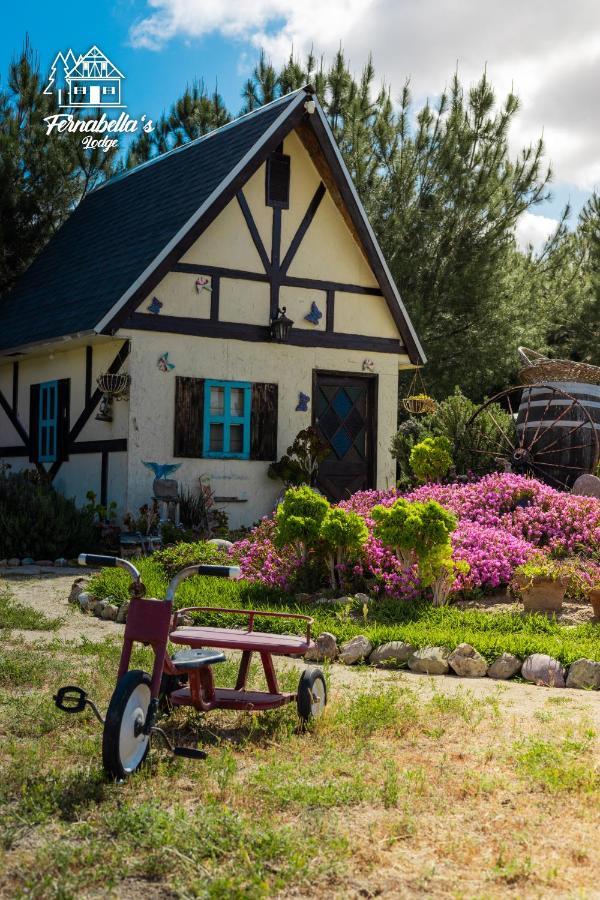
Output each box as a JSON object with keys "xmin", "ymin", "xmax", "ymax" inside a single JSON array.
[
  {"xmin": 171, "ymin": 262, "xmax": 383, "ymax": 296},
  {"xmin": 125, "ymin": 312, "xmax": 404, "ymax": 354},
  {"xmin": 280, "ymin": 182, "xmax": 325, "ymax": 276},
  {"xmin": 236, "ymin": 191, "xmax": 271, "ymax": 275}
]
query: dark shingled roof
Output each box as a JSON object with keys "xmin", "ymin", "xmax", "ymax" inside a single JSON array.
[{"xmin": 0, "ymin": 91, "xmax": 300, "ymax": 352}]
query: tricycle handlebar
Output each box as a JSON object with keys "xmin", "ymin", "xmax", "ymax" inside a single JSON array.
[
  {"xmin": 166, "ymin": 564, "xmax": 241, "ymax": 602},
  {"xmin": 78, "ymin": 554, "xmax": 141, "ymax": 583}
]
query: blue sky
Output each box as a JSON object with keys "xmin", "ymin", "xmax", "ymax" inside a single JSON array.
[
  {"xmin": 1, "ymin": 0, "xmax": 250, "ymax": 120},
  {"xmin": 3, "ymin": 0, "xmax": 598, "ymax": 250}
]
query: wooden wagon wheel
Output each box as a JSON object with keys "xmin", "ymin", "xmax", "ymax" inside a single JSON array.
[{"xmin": 465, "ymin": 383, "xmax": 600, "ymax": 490}]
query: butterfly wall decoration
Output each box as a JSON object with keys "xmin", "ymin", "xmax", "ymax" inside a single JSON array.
[
  {"xmin": 195, "ymin": 276, "xmax": 212, "ymax": 293},
  {"xmin": 142, "ymin": 461, "xmax": 181, "ymax": 480},
  {"xmin": 157, "ymin": 352, "xmax": 175, "ymax": 372},
  {"xmin": 147, "ymin": 297, "xmax": 163, "ymax": 315},
  {"xmin": 304, "ymin": 301, "xmax": 322, "ymax": 326},
  {"xmin": 296, "ymin": 392, "xmax": 310, "ymax": 412}
]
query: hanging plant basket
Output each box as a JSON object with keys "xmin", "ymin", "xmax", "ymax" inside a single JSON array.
[
  {"xmin": 401, "ymin": 367, "xmax": 436, "ymax": 415},
  {"xmin": 96, "ymin": 372, "xmax": 130, "ymax": 400},
  {"xmin": 402, "ymin": 393, "xmax": 437, "ymax": 415}
]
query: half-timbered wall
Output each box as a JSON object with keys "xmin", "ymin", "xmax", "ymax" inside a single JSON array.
[
  {"xmin": 0, "ymin": 339, "xmax": 129, "ymax": 514},
  {"xmin": 121, "ymin": 125, "xmax": 411, "ymax": 527}
]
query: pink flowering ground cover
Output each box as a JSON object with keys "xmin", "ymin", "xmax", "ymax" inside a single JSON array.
[{"xmin": 231, "ymin": 474, "xmax": 600, "ymax": 600}]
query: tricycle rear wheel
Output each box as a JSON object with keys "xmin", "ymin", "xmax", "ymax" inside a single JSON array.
[
  {"xmin": 297, "ymin": 668, "xmax": 327, "ymax": 722},
  {"xmin": 103, "ymin": 670, "xmax": 151, "ymax": 779}
]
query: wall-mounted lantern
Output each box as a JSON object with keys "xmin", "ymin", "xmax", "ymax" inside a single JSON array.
[{"xmin": 269, "ymin": 307, "xmax": 294, "ymax": 343}]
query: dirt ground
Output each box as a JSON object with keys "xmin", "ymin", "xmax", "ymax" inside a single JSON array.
[
  {"xmin": 5, "ymin": 573, "xmax": 600, "ymax": 898},
  {"xmin": 4, "ymin": 570, "xmax": 600, "ymax": 729}
]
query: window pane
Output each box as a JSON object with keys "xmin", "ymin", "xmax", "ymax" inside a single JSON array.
[
  {"xmin": 230, "ymin": 388, "xmax": 245, "ymax": 417},
  {"xmin": 209, "ymin": 423, "xmax": 224, "ymax": 452},
  {"xmin": 229, "ymin": 424, "xmax": 244, "ymax": 453},
  {"xmin": 210, "ymin": 386, "xmax": 225, "ymax": 415}
]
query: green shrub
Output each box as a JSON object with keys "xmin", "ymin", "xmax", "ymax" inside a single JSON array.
[
  {"xmin": 425, "ymin": 388, "xmax": 516, "ymax": 476},
  {"xmin": 268, "ymin": 427, "xmax": 330, "ymax": 487},
  {"xmin": 319, "ymin": 507, "xmax": 369, "ymax": 590},
  {"xmin": 392, "ymin": 389, "xmax": 516, "ymax": 480},
  {"xmin": 0, "ymin": 470, "xmax": 97, "ymax": 559},
  {"xmin": 409, "ymin": 436, "xmax": 453, "ymax": 484},
  {"xmin": 152, "ymin": 540, "xmax": 226, "ymax": 577},
  {"xmin": 372, "ymin": 499, "xmax": 463, "ymax": 605},
  {"xmin": 274, "ymin": 486, "xmax": 330, "ymax": 562},
  {"xmin": 390, "ymin": 417, "xmax": 430, "ymax": 488}
]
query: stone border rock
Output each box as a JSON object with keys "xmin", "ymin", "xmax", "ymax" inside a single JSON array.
[
  {"xmin": 67, "ymin": 577, "xmax": 599, "ymax": 694},
  {"xmin": 305, "ymin": 631, "xmax": 600, "ymax": 692}
]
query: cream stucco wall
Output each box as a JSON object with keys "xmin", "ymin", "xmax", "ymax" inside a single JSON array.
[
  {"xmin": 0, "ymin": 339, "xmax": 129, "ymax": 515},
  {"xmin": 122, "ymin": 329, "xmax": 402, "ymax": 529}
]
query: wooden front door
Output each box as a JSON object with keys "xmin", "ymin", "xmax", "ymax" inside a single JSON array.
[{"xmin": 313, "ymin": 371, "xmax": 377, "ymax": 501}]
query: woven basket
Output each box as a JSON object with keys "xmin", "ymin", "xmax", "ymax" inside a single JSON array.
[
  {"xmin": 97, "ymin": 372, "xmax": 131, "ymax": 399},
  {"xmin": 517, "ymin": 347, "xmax": 600, "ymax": 386},
  {"xmin": 402, "ymin": 394, "xmax": 437, "ymax": 415}
]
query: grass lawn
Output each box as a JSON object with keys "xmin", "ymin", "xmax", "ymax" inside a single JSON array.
[
  {"xmin": 89, "ymin": 560, "xmax": 600, "ymax": 665},
  {"xmin": 4, "ymin": 610, "xmax": 600, "ymax": 897}
]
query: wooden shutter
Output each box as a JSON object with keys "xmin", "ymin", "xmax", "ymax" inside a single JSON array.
[
  {"xmin": 250, "ymin": 383, "xmax": 278, "ymax": 460},
  {"xmin": 56, "ymin": 379, "xmax": 70, "ymax": 462},
  {"xmin": 174, "ymin": 376, "xmax": 204, "ymax": 457},
  {"xmin": 29, "ymin": 384, "xmax": 40, "ymax": 463},
  {"xmin": 265, "ymin": 152, "xmax": 290, "ymax": 209}
]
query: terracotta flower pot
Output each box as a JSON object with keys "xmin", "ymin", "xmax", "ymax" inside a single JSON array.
[
  {"xmin": 515, "ymin": 575, "xmax": 569, "ymax": 613},
  {"xmin": 589, "ymin": 588, "xmax": 600, "ymax": 620}
]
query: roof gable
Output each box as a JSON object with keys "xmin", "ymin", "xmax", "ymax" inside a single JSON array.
[
  {"xmin": 0, "ymin": 87, "xmax": 424, "ymax": 364},
  {"xmin": 0, "ymin": 90, "xmax": 304, "ymax": 354}
]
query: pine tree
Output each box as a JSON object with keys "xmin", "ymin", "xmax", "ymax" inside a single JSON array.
[{"xmin": 0, "ymin": 39, "xmax": 117, "ymax": 296}]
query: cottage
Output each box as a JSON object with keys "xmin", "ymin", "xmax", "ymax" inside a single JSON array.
[
  {"xmin": 0, "ymin": 86, "xmax": 425, "ymax": 528},
  {"xmin": 66, "ymin": 46, "xmax": 124, "ymax": 107}
]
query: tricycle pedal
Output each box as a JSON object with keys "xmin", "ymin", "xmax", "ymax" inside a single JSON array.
[
  {"xmin": 54, "ymin": 685, "xmax": 88, "ymax": 713},
  {"xmin": 173, "ymin": 746, "xmax": 207, "ymax": 760}
]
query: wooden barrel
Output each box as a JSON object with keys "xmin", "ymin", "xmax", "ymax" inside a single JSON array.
[{"xmin": 517, "ymin": 381, "xmax": 600, "ymax": 489}]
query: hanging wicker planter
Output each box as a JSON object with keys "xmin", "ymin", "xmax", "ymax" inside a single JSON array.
[
  {"xmin": 401, "ymin": 368, "xmax": 437, "ymax": 415},
  {"xmin": 402, "ymin": 393, "xmax": 437, "ymax": 415}
]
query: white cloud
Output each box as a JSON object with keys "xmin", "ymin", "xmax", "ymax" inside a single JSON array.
[
  {"xmin": 129, "ymin": 0, "xmax": 600, "ymax": 192},
  {"xmin": 515, "ymin": 211, "xmax": 559, "ymax": 254}
]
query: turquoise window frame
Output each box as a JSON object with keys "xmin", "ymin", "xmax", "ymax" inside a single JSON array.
[
  {"xmin": 39, "ymin": 380, "xmax": 58, "ymax": 463},
  {"xmin": 203, "ymin": 380, "xmax": 251, "ymax": 459}
]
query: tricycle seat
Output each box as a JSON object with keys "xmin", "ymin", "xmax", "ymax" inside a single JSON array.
[
  {"xmin": 170, "ymin": 625, "xmax": 312, "ymax": 657},
  {"xmin": 171, "ymin": 648, "xmax": 226, "ymax": 670}
]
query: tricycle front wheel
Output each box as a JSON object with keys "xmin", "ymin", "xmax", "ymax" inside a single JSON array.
[
  {"xmin": 103, "ymin": 670, "xmax": 151, "ymax": 779},
  {"xmin": 297, "ymin": 668, "xmax": 327, "ymax": 722}
]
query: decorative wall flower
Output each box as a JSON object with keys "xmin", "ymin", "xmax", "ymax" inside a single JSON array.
[
  {"xmin": 304, "ymin": 301, "xmax": 322, "ymax": 326},
  {"xmin": 195, "ymin": 276, "xmax": 212, "ymax": 293}
]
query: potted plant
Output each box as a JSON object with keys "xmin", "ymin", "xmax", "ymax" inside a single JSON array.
[
  {"xmin": 512, "ymin": 556, "xmax": 570, "ymax": 613},
  {"xmin": 589, "ymin": 583, "xmax": 600, "ymax": 619}
]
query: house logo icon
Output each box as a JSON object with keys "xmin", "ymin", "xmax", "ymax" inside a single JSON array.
[{"xmin": 44, "ymin": 46, "xmax": 125, "ymax": 109}]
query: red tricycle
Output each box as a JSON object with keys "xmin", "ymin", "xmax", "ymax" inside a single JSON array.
[{"xmin": 54, "ymin": 554, "xmax": 327, "ymax": 779}]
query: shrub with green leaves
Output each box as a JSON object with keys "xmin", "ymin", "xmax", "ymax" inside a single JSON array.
[
  {"xmin": 409, "ymin": 436, "xmax": 453, "ymax": 484},
  {"xmin": 319, "ymin": 507, "xmax": 369, "ymax": 589},
  {"xmin": 390, "ymin": 416, "xmax": 431, "ymax": 488},
  {"xmin": 425, "ymin": 388, "xmax": 515, "ymax": 476},
  {"xmin": 274, "ymin": 486, "xmax": 331, "ymax": 562},
  {"xmin": 372, "ymin": 498, "xmax": 464, "ymax": 605},
  {"xmin": 152, "ymin": 540, "xmax": 226, "ymax": 577},
  {"xmin": 0, "ymin": 470, "xmax": 97, "ymax": 559}
]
